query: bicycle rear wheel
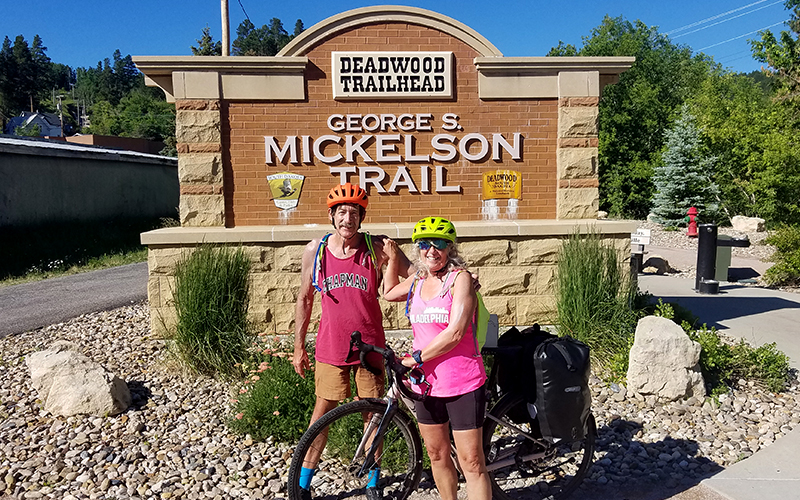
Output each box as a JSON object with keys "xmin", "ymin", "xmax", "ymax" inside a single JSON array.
[
  {"xmin": 483, "ymin": 394, "xmax": 595, "ymax": 500},
  {"xmin": 287, "ymin": 399, "xmax": 423, "ymax": 500}
]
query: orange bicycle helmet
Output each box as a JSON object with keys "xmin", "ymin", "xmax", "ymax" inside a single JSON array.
[
  {"xmin": 412, "ymin": 217, "xmax": 457, "ymax": 242},
  {"xmin": 327, "ymin": 182, "xmax": 368, "ymax": 209}
]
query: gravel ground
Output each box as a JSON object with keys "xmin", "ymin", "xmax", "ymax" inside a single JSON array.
[{"xmin": 2, "ymin": 300, "xmax": 799, "ymax": 500}]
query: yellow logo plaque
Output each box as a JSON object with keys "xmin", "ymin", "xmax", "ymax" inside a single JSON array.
[{"xmin": 483, "ymin": 170, "xmax": 521, "ymax": 199}]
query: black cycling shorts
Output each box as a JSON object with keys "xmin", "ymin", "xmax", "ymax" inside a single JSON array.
[{"xmin": 414, "ymin": 385, "xmax": 486, "ymax": 430}]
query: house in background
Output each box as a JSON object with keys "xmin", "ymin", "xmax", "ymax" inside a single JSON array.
[{"xmin": 4, "ymin": 111, "xmax": 62, "ymax": 137}]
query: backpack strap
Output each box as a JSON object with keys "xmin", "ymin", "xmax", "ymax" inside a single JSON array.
[
  {"xmin": 363, "ymin": 232, "xmax": 377, "ymax": 266},
  {"xmin": 443, "ymin": 269, "xmax": 484, "ymax": 357},
  {"xmin": 404, "ymin": 274, "xmax": 420, "ymax": 318},
  {"xmin": 311, "ymin": 233, "xmax": 332, "ymax": 293},
  {"xmin": 312, "ymin": 233, "xmax": 377, "ymax": 293}
]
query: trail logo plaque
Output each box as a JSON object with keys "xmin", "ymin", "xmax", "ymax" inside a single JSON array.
[{"xmin": 267, "ymin": 172, "xmax": 305, "ymax": 210}]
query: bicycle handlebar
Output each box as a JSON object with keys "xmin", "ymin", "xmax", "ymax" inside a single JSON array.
[{"xmin": 347, "ymin": 331, "xmax": 429, "ymax": 402}]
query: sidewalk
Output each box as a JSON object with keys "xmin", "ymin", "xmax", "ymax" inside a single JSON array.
[{"xmin": 638, "ymin": 258, "xmax": 800, "ymax": 500}]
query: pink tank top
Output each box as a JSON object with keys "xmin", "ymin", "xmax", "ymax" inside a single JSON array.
[
  {"xmin": 408, "ymin": 271, "xmax": 486, "ymax": 397},
  {"xmin": 316, "ymin": 238, "xmax": 384, "ymax": 365}
]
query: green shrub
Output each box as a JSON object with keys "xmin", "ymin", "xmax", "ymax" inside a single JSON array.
[
  {"xmin": 649, "ymin": 298, "xmax": 701, "ymax": 330},
  {"xmin": 170, "ymin": 244, "xmax": 254, "ymax": 377},
  {"xmin": 228, "ymin": 349, "xmax": 316, "ymax": 442},
  {"xmin": 730, "ymin": 341, "xmax": 791, "ymax": 393},
  {"xmin": 555, "ymin": 231, "xmax": 640, "ymax": 366},
  {"xmin": 763, "ymin": 224, "xmax": 800, "ymax": 286},
  {"xmin": 687, "ymin": 325, "xmax": 791, "ymax": 394}
]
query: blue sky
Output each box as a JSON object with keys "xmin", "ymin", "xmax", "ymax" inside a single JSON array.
[{"xmin": 1, "ymin": 0, "xmax": 791, "ymax": 74}]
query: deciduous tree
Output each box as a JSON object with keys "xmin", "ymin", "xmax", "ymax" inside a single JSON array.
[{"xmin": 550, "ymin": 16, "xmax": 716, "ymax": 219}]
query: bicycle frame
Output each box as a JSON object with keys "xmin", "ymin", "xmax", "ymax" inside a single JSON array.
[{"xmin": 354, "ymin": 393, "xmax": 402, "ymax": 477}]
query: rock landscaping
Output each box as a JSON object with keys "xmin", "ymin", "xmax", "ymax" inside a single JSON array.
[{"xmin": 2, "ymin": 303, "xmax": 799, "ymax": 499}]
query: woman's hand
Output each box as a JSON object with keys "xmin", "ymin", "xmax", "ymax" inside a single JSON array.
[{"xmin": 401, "ymin": 354, "xmax": 417, "ymax": 368}]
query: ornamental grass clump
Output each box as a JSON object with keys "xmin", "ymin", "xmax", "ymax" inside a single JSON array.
[
  {"xmin": 555, "ymin": 231, "xmax": 640, "ymax": 368},
  {"xmin": 170, "ymin": 244, "xmax": 254, "ymax": 378}
]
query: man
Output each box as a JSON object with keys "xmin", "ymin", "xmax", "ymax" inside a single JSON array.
[{"xmin": 293, "ymin": 182, "xmax": 413, "ymax": 500}]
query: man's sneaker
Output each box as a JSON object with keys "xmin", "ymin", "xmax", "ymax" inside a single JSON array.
[
  {"xmin": 300, "ymin": 488, "xmax": 312, "ymax": 500},
  {"xmin": 366, "ymin": 487, "xmax": 383, "ymax": 500}
]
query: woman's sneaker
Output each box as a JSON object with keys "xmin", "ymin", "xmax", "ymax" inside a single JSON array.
[{"xmin": 366, "ymin": 487, "xmax": 383, "ymax": 500}]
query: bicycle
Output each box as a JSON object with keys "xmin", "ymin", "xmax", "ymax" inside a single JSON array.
[{"xmin": 287, "ymin": 330, "xmax": 596, "ymax": 500}]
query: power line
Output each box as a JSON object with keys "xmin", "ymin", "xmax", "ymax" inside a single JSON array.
[
  {"xmin": 698, "ymin": 20, "xmax": 787, "ymax": 50},
  {"xmin": 237, "ymin": 0, "xmax": 251, "ymax": 22},
  {"xmin": 672, "ymin": 0, "xmax": 785, "ymax": 39},
  {"xmin": 666, "ymin": 0, "xmax": 774, "ymax": 35}
]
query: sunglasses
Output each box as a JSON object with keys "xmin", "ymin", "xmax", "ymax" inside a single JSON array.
[{"xmin": 417, "ymin": 239, "xmax": 449, "ymax": 250}]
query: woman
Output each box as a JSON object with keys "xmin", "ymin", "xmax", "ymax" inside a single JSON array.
[{"xmin": 384, "ymin": 216, "xmax": 490, "ymax": 500}]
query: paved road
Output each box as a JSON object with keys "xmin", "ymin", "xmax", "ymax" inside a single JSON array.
[{"xmin": 0, "ymin": 262, "xmax": 147, "ymax": 338}]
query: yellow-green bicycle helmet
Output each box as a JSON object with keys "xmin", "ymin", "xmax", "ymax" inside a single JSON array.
[{"xmin": 412, "ymin": 217, "xmax": 457, "ymax": 242}]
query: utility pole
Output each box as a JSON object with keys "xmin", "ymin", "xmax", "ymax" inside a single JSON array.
[
  {"xmin": 56, "ymin": 95, "xmax": 64, "ymax": 136},
  {"xmin": 221, "ymin": 0, "xmax": 230, "ymax": 56}
]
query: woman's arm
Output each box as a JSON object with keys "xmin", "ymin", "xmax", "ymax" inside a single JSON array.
[{"xmin": 413, "ymin": 271, "xmax": 477, "ymax": 363}]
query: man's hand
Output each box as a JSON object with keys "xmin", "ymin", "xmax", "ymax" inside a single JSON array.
[
  {"xmin": 293, "ymin": 345, "xmax": 311, "ymax": 377},
  {"xmin": 384, "ymin": 238, "xmax": 399, "ymax": 260}
]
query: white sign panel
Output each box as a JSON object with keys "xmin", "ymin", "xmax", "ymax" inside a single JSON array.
[
  {"xmin": 332, "ymin": 52, "xmax": 453, "ymax": 99},
  {"xmin": 631, "ymin": 228, "xmax": 651, "ymax": 245}
]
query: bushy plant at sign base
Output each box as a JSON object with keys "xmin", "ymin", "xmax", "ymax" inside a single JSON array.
[
  {"xmin": 228, "ymin": 350, "xmax": 316, "ymax": 442},
  {"xmin": 555, "ymin": 231, "xmax": 639, "ymax": 368},
  {"xmin": 763, "ymin": 224, "xmax": 800, "ymax": 286},
  {"xmin": 687, "ymin": 326, "xmax": 791, "ymax": 395},
  {"xmin": 730, "ymin": 341, "xmax": 791, "ymax": 393},
  {"xmin": 170, "ymin": 244, "xmax": 254, "ymax": 378}
]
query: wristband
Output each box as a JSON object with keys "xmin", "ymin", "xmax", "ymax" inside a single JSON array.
[{"xmin": 412, "ymin": 350, "xmax": 423, "ymax": 367}]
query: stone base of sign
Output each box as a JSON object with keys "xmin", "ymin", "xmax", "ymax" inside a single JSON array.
[{"xmin": 142, "ymin": 220, "xmax": 635, "ymax": 335}]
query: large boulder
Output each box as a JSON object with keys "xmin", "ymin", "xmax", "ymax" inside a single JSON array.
[
  {"xmin": 731, "ymin": 215, "xmax": 765, "ymax": 232},
  {"xmin": 26, "ymin": 341, "xmax": 131, "ymax": 417},
  {"xmin": 627, "ymin": 316, "xmax": 706, "ymax": 401}
]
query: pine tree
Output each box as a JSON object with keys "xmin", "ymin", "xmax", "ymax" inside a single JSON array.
[
  {"xmin": 651, "ymin": 106, "xmax": 720, "ymax": 226},
  {"xmin": 191, "ymin": 26, "xmax": 222, "ymax": 56}
]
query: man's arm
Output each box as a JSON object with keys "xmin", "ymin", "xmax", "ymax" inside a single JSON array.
[{"xmin": 293, "ymin": 239, "xmax": 318, "ymax": 378}]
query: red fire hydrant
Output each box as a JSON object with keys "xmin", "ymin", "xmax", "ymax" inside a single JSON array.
[{"xmin": 685, "ymin": 207, "xmax": 699, "ymax": 238}]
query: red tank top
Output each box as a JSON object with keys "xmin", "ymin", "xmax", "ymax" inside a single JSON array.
[{"xmin": 315, "ymin": 238, "xmax": 384, "ymax": 365}]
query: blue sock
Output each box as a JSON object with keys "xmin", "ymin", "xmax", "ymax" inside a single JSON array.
[
  {"xmin": 367, "ymin": 467, "xmax": 381, "ymax": 488},
  {"xmin": 299, "ymin": 467, "xmax": 315, "ymax": 490}
]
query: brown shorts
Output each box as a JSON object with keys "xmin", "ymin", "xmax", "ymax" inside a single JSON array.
[{"xmin": 315, "ymin": 355, "xmax": 385, "ymax": 401}]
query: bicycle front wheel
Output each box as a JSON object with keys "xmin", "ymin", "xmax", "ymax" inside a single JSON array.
[
  {"xmin": 483, "ymin": 394, "xmax": 595, "ymax": 500},
  {"xmin": 287, "ymin": 399, "xmax": 423, "ymax": 500}
]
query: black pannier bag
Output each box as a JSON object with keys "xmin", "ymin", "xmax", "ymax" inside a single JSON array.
[
  {"xmin": 532, "ymin": 336, "xmax": 592, "ymax": 443},
  {"xmin": 493, "ymin": 325, "xmax": 554, "ymax": 425}
]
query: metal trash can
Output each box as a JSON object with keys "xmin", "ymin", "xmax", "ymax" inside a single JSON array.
[{"xmin": 715, "ymin": 235, "xmax": 732, "ymax": 282}]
